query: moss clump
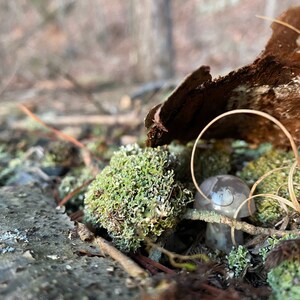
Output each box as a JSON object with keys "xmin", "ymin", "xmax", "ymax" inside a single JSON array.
[
  {"xmin": 268, "ymin": 259, "xmax": 300, "ymax": 300},
  {"xmin": 84, "ymin": 144, "xmax": 193, "ymax": 252},
  {"xmin": 239, "ymin": 150, "xmax": 300, "ymax": 226},
  {"xmin": 227, "ymin": 245, "xmax": 252, "ymax": 277},
  {"xmin": 43, "ymin": 141, "xmax": 79, "ymax": 167},
  {"xmin": 168, "ymin": 141, "xmax": 231, "ymax": 184}
]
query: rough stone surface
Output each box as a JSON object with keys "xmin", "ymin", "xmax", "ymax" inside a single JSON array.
[{"xmin": 0, "ymin": 186, "xmax": 140, "ymax": 300}]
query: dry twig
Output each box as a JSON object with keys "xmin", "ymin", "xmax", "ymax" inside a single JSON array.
[
  {"xmin": 19, "ymin": 104, "xmax": 86, "ymax": 149},
  {"xmin": 13, "ymin": 112, "xmax": 141, "ymax": 127},
  {"xmin": 94, "ymin": 236, "xmax": 149, "ymax": 279},
  {"xmin": 76, "ymin": 223, "xmax": 148, "ymax": 279},
  {"xmin": 58, "ymin": 178, "xmax": 94, "ymax": 207},
  {"xmin": 183, "ymin": 208, "xmax": 300, "ymax": 236},
  {"xmin": 19, "ymin": 104, "xmax": 100, "ymax": 176}
]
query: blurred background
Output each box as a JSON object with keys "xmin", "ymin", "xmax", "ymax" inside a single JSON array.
[{"xmin": 1, "ymin": 0, "xmax": 299, "ymax": 121}]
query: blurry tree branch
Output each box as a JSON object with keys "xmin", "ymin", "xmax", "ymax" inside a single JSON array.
[{"xmin": 14, "ymin": 1, "xmax": 75, "ymax": 50}]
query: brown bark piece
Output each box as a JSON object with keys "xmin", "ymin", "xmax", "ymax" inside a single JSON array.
[{"xmin": 145, "ymin": 7, "xmax": 300, "ymax": 147}]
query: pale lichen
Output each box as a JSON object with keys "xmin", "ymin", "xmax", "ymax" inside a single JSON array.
[
  {"xmin": 84, "ymin": 144, "xmax": 193, "ymax": 252},
  {"xmin": 227, "ymin": 245, "xmax": 252, "ymax": 277},
  {"xmin": 268, "ymin": 259, "xmax": 300, "ymax": 300},
  {"xmin": 266, "ymin": 238, "xmax": 300, "ymax": 300}
]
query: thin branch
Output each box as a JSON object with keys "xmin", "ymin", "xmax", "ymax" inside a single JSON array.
[
  {"xmin": 0, "ymin": 61, "xmax": 20, "ymax": 97},
  {"xmin": 58, "ymin": 178, "xmax": 94, "ymax": 207},
  {"xmin": 94, "ymin": 236, "xmax": 149, "ymax": 279},
  {"xmin": 143, "ymin": 236, "xmax": 209, "ymax": 271},
  {"xmin": 133, "ymin": 253, "xmax": 175, "ymax": 274},
  {"xmin": 63, "ymin": 72, "xmax": 110, "ymax": 114},
  {"xmin": 76, "ymin": 223, "xmax": 148, "ymax": 279},
  {"xmin": 183, "ymin": 208, "xmax": 300, "ymax": 236},
  {"xmin": 19, "ymin": 104, "xmax": 86, "ymax": 149},
  {"xmin": 13, "ymin": 112, "xmax": 141, "ymax": 127}
]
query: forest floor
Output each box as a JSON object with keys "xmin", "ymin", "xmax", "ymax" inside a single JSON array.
[
  {"xmin": 0, "ymin": 80, "xmax": 150, "ymax": 299},
  {"xmin": 1, "ymin": 2, "xmax": 299, "ymax": 299}
]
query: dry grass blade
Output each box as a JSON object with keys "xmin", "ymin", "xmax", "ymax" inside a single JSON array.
[
  {"xmin": 58, "ymin": 178, "xmax": 94, "ymax": 207},
  {"xmin": 249, "ymin": 167, "xmax": 290, "ymax": 199},
  {"xmin": 248, "ymin": 167, "xmax": 290, "ymax": 216},
  {"xmin": 190, "ymin": 109, "xmax": 300, "ymax": 246},
  {"xmin": 288, "ymin": 161, "xmax": 300, "ymax": 211},
  {"xmin": 191, "ymin": 109, "xmax": 299, "ymax": 202},
  {"xmin": 19, "ymin": 104, "xmax": 86, "ymax": 149},
  {"xmin": 256, "ymin": 15, "xmax": 300, "ymax": 34},
  {"xmin": 19, "ymin": 104, "xmax": 100, "ymax": 175},
  {"xmin": 231, "ymin": 194, "xmax": 297, "ymax": 246}
]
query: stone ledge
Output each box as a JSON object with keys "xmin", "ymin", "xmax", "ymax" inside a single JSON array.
[{"xmin": 0, "ymin": 186, "xmax": 139, "ymax": 300}]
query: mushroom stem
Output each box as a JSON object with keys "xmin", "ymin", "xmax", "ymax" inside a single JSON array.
[{"xmin": 206, "ymin": 223, "xmax": 243, "ymax": 253}]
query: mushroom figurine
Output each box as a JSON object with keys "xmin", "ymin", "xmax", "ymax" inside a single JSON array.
[{"xmin": 194, "ymin": 175, "xmax": 256, "ymax": 253}]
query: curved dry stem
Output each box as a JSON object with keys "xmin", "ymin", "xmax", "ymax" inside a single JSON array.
[
  {"xmin": 249, "ymin": 167, "xmax": 290, "ymax": 199},
  {"xmin": 275, "ymin": 184, "xmax": 289, "ymax": 216},
  {"xmin": 191, "ymin": 109, "xmax": 299, "ymax": 209},
  {"xmin": 288, "ymin": 161, "xmax": 300, "ymax": 211},
  {"xmin": 249, "ymin": 166, "xmax": 291, "ymax": 214},
  {"xmin": 191, "ymin": 109, "xmax": 300, "ymax": 247},
  {"xmin": 230, "ymin": 193, "xmax": 297, "ymax": 245},
  {"xmin": 256, "ymin": 15, "xmax": 300, "ymax": 34}
]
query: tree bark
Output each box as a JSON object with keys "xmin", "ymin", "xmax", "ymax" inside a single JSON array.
[
  {"xmin": 145, "ymin": 6, "xmax": 300, "ymax": 148},
  {"xmin": 130, "ymin": 0, "xmax": 174, "ymax": 82}
]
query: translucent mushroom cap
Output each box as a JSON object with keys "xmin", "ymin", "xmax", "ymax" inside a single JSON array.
[{"xmin": 194, "ymin": 175, "xmax": 256, "ymax": 218}]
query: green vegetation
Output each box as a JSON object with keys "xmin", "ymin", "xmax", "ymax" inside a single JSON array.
[
  {"xmin": 268, "ymin": 259, "xmax": 300, "ymax": 299},
  {"xmin": 84, "ymin": 144, "xmax": 193, "ymax": 252},
  {"xmin": 226, "ymin": 235, "xmax": 300, "ymax": 299},
  {"xmin": 227, "ymin": 245, "xmax": 252, "ymax": 277},
  {"xmin": 168, "ymin": 141, "xmax": 231, "ymax": 184},
  {"xmin": 43, "ymin": 141, "xmax": 79, "ymax": 167},
  {"xmin": 59, "ymin": 167, "xmax": 94, "ymax": 212},
  {"xmin": 239, "ymin": 149, "xmax": 300, "ymax": 226}
]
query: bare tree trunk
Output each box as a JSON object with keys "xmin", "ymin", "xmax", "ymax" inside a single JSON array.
[{"xmin": 130, "ymin": 0, "xmax": 174, "ymax": 82}]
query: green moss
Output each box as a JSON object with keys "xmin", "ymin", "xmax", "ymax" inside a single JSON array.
[
  {"xmin": 84, "ymin": 144, "xmax": 193, "ymax": 252},
  {"xmin": 227, "ymin": 245, "xmax": 252, "ymax": 277},
  {"xmin": 87, "ymin": 138, "xmax": 119, "ymax": 162},
  {"xmin": 268, "ymin": 259, "xmax": 300, "ymax": 300},
  {"xmin": 258, "ymin": 235, "xmax": 299, "ymax": 262},
  {"xmin": 59, "ymin": 167, "xmax": 94, "ymax": 212},
  {"xmin": 168, "ymin": 141, "xmax": 231, "ymax": 184},
  {"xmin": 43, "ymin": 141, "xmax": 79, "ymax": 167},
  {"xmin": 0, "ymin": 149, "xmax": 26, "ymax": 185},
  {"xmin": 239, "ymin": 150, "xmax": 300, "ymax": 226}
]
